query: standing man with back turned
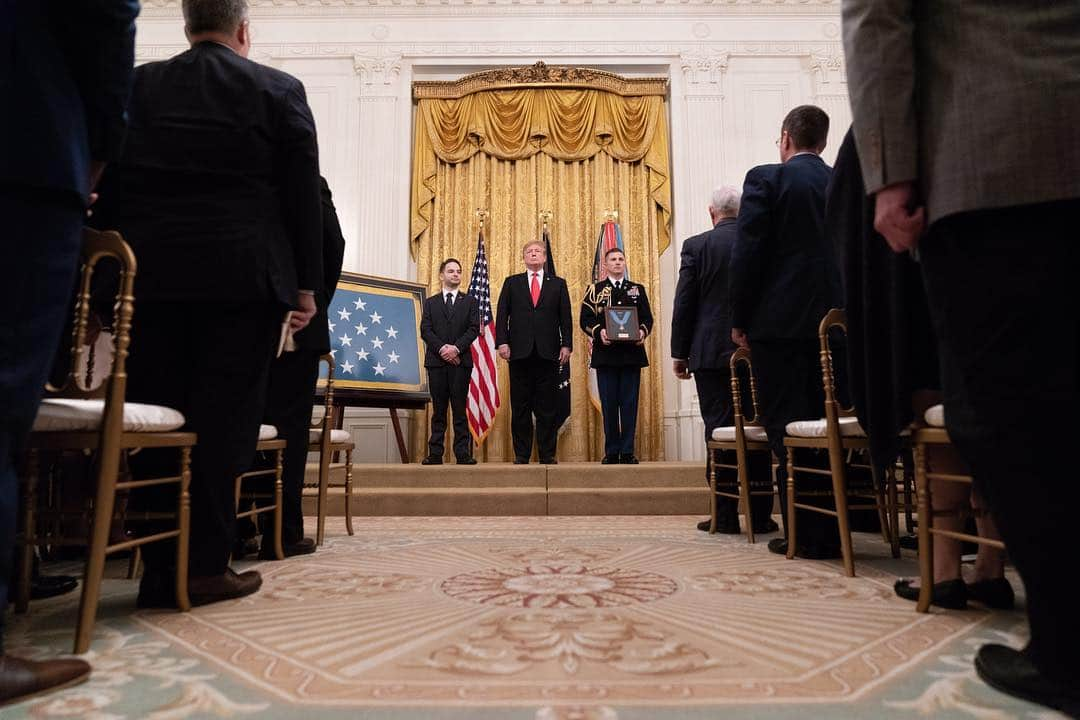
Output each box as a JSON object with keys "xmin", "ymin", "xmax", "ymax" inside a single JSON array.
[
  {"xmin": 90, "ymin": 0, "xmax": 324, "ymax": 608},
  {"xmin": 729, "ymin": 105, "xmax": 842, "ymax": 560},
  {"xmin": 495, "ymin": 240, "xmax": 573, "ymax": 464},
  {"xmin": 0, "ymin": 0, "xmax": 139, "ymax": 703},
  {"xmin": 671, "ymin": 186, "xmax": 776, "ymax": 535},
  {"xmin": 580, "ymin": 247, "xmax": 653, "ymax": 464},
  {"xmin": 420, "ymin": 258, "xmax": 480, "ymax": 465},
  {"xmin": 844, "ymin": 2, "xmax": 1080, "ymax": 713}
]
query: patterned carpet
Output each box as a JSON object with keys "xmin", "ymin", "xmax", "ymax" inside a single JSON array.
[{"xmin": 4, "ymin": 516, "xmax": 1059, "ymax": 719}]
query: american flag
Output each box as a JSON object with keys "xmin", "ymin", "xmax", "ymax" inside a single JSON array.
[{"xmin": 466, "ymin": 227, "xmax": 500, "ymax": 444}]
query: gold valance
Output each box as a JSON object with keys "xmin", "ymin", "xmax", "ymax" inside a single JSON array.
[
  {"xmin": 413, "ymin": 62, "xmax": 668, "ymax": 99},
  {"xmin": 410, "ymin": 65, "xmax": 672, "ymax": 258}
]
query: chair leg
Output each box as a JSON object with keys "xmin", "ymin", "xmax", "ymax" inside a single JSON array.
[
  {"xmin": 344, "ymin": 448, "xmax": 354, "ymax": 536},
  {"xmin": 272, "ymin": 449, "xmax": 284, "ymax": 561},
  {"xmin": 902, "ymin": 451, "xmax": 915, "ymax": 535},
  {"xmin": 173, "ymin": 447, "xmax": 191, "ymax": 611},
  {"xmin": 914, "ymin": 442, "xmax": 933, "ymax": 613},
  {"xmin": 75, "ymin": 445, "xmax": 122, "ymax": 654},
  {"xmin": 872, "ymin": 464, "xmax": 892, "ymax": 546},
  {"xmin": 14, "ymin": 449, "xmax": 38, "ymax": 614},
  {"xmin": 707, "ymin": 448, "xmax": 717, "ymax": 535},
  {"xmin": 785, "ymin": 450, "xmax": 797, "ymax": 560},
  {"xmin": 316, "ymin": 447, "xmax": 330, "ymax": 546},
  {"xmin": 127, "ymin": 546, "xmax": 141, "ymax": 579},
  {"xmin": 738, "ymin": 449, "xmax": 754, "ymax": 544},
  {"xmin": 887, "ymin": 463, "xmax": 901, "ymax": 559},
  {"xmin": 830, "ymin": 459, "xmax": 856, "ymax": 578}
]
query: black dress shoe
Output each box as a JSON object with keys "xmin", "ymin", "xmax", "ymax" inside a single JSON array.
[
  {"xmin": 894, "ymin": 578, "xmax": 968, "ymax": 609},
  {"xmin": 898, "ymin": 534, "xmax": 919, "ymax": 551},
  {"xmin": 513, "ymin": 457, "xmax": 529, "ymax": 465},
  {"xmin": 137, "ymin": 568, "xmax": 262, "ymax": 608},
  {"xmin": 601, "ymin": 455, "xmax": 619, "ymax": 464},
  {"xmin": 0, "ymin": 655, "xmax": 91, "ymax": 707},
  {"xmin": 967, "ymin": 578, "xmax": 1015, "ymax": 610},
  {"xmin": 696, "ymin": 518, "xmax": 742, "ymax": 533},
  {"xmin": 752, "ymin": 519, "xmax": 781, "ymax": 534},
  {"xmin": 30, "ymin": 574, "xmax": 78, "ymax": 600},
  {"xmin": 259, "ymin": 537, "xmax": 316, "ymax": 560},
  {"xmin": 766, "ymin": 538, "xmax": 841, "ymax": 560},
  {"xmin": 619, "ymin": 454, "xmax": 639, "ymax": 464},
  {"xmin": 456, "ymin": 457, "xmax": 477, "ymax": 465},
  {"xmin": 233, "ymin": 536, "xmax": 259, "ymax": 560},
  {"xmin": 696, "ymin": 518, "xmax": 711, "ymax": 531},
  {"xmin": 421, "ymin": 456, "xmax": 443, "ymax": 465},
  {"xmin": 975, "ymin": 644, "xmax": 1080, "ymax": 717}
]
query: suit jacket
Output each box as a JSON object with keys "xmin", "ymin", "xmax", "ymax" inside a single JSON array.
[
  {"xmin": 843, "ymin": 0, "xmax": 1080, "ymax": 223},
  {"xmin": 293, "ymin": 177, "xmax": 346, "ymax": 353},
  {"xmin": 90, "ymin": 41, "xmax": 322, "ymax": 307},
  {"xmin": 495, "ymin": 272, "xmax": 573, "ymax": 361},
  {"xmin": 0, "ymin": 0, "xmax": 139, "ymax": 204},
  {"xmin": 420, "ymin": 291, "xmax": 480, "ymax": 369},
  {"xmin": 729, "ymin": 154, "xmax": 841, "ymax": 341},
  {"xmin": 670, "ymin": 219, "xmax": 739, "ymax": 372},
  {"xmin": 579, "ymin": 278, "xmax": 653, "ymax": 368}
]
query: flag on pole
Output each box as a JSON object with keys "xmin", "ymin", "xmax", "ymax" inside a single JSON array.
[
  {"xmin": 588, "ymin": 219, "xmax": 627, "ymax": 410},
  {"xmin": 466, "ymin": 226, "xmax": 500, "ymax": 444},
  {"xmin": 543, "ymin": 224, "xmax": 572, "ymax": 433}
]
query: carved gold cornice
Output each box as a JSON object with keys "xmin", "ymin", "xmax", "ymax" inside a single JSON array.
[{"xmin": 413, "ymin": 62, "xmax": 667, "ymax": 99}]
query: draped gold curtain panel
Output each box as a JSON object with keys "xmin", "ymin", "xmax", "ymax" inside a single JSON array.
[{"xmin": 409, "ymin": 65, "xmax": 672, "ymax": 462}]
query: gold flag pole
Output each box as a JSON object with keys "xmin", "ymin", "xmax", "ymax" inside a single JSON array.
[
  {"xmin": 539, "ymin": 209, "xmax": 553, "ymax": 234},
  {"xmin": 475, "ymin": 208, "xmax": 488, "ymax": 230}
]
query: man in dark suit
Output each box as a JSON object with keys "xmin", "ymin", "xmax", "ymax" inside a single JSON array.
[
  {"xmin": 420, "ymin": 258, "xmax": 481, "ymax": 465},
  {"xmin": 671, "ymin": 187, "xmax": 776, "ymax": 534},
  {"xmin": 253, "ymin": 177, "xmax": 345, "ymax": 558},
  {"xmin": 90, "ymin": 0, "xmax": 323, "ymax": 607},
  {"xmin": 0, "ymin": 0, "xmax": 138, "ymax": 701},
  {"xmin": 579, "ymin": 248, "xmax": 652, "ymax": 464},
  {"xmin": 844, "ymin": 2, "xmax": 1080, "ymax": 710},
  {"xmin": 729, "ymin": 105, "xmax": 841, "ymax": 558},
  {"xmin": 495, "ymin": 240, "xmax": 572, "ymax": 464}
]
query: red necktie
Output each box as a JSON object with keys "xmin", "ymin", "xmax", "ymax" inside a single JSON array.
[{"xmin": 530, "ymin": 273, "xmax": 541, "ymax": 307}]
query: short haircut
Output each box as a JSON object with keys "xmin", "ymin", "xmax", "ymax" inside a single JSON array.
[
  {"xmin": 709, "ymin": 185, "xmax": 741, "ymax": 216},
  {"xmin": 781, "ymin": 105, "xmax": 830, "ymax": 151},
  {"xmin": 604, "ymin": 247, "xmax": 625, "ymax": 260},
  {"xmin": 183, "ymin": 0, "xmax": 249, "ymax": 35},
  {"xmin": 522, "ymin": 240, "xmax": 546, "ymax": 255},
  {"xmin": 439, "ymin": 257, "xmax": 461, "ymax": 273}
]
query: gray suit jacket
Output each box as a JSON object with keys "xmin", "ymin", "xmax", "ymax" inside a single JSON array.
[{"xmin": 842, "ymin": 1, "xmax": 1080, "ymax": 223}]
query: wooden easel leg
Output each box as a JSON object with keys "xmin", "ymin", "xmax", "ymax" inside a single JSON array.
[{"xmin": 389, "ymin": 406, "xmax": 408, "ymax": 464}]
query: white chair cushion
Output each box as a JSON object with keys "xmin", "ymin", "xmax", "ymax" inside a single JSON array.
[
  {"xmin": 309, "ymin": 429, "xmax": 352, "ymax": 444},
  {"xmin": 32, "ymin": 398, "xmax": 185, "ymax": 433},
  {"xmin": 711, "ymin": 425, "xmax": 769, "ymax": 442},
  {"xmin": 258, "ymin": 424, "xmax": 279, "ymax": 440},
  {"xmin": 785, "ymin": 416, "xmax": 866, "ymax": 438},
  {"xmin": 924, "ymin": 404, "xmax": 945, "ymax": 428}
]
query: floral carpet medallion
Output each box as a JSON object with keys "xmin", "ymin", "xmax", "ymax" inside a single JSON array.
[{"xmin": 6, "ymin": 517, "xmax": 1057, "ymax": 718}]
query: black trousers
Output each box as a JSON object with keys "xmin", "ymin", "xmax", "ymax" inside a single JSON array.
[
  {"xmin": 695, "ymin": 368, "xmax": 774, "ymax": 527},
  {"xmin": 509, "ymin": 352, "xmax": 558, "ymax": 461},
  {"xmin": 596, "ymin": 365, "xmax": 640, "ymax": 457},
  {"xmin": 126, "ymin": 301, "xmax": 279, "ymax": 577},
  {"xmin": 262, "ymin": 348, "xmax": 321, "ymax": 544},
  {"xmin": 0, "ymin": 188, "xmax": 83, "ymax": 651},
  {"xmin": 921, "ymin": 199, "xmax": 1079, "ymax": 680},
  {"xmin": 427, "ymin": 363, "xmax": 472, "ymax": 460},
  {"xmin": 752, "ymin": 339, "xmax": 839, "ymax": 546}
]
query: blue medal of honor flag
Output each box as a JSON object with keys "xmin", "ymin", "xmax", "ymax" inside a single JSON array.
[{"xmin": 320, "ymin": 277, "xmax": 425, "ymax": 391}]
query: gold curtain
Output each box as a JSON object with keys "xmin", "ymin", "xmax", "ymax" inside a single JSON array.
[{"xmin": 409, "ymin": 77, "xmax": 672, "ymax": 462}]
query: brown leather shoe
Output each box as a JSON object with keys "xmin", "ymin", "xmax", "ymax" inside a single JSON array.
[
  {"xmin": 0, "ymin": 655, "xmax": 91, "ymax": 707},
  {"xmin": 188, "ymin": 568, "xmax": 262, "ymax": 606}
]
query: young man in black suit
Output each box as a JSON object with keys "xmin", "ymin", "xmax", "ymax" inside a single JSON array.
[
  {"xmin": 90, "ymin": 0, "xmax": 323, "ymax": 607},
  {"xmin": 671, "ymin": 187, "xmax": 777, "ymax": 535},
  {"xmin": 0, "ymin": 0, "xmax": 139, "ymax": 701},
  {"xmin": 729, "ymin": 105, "xmax": 842, "ymax": 559},
  {"xmin": 495, "ymin": 240, "xmax": 573, "ymax": 464},
  {"xmin": 580, "ymin": 248, "xmax": 652, "ymax": 464},
  {"xmin": 420, "ymin": 259, "xmax": 480, "ymax": 465}
]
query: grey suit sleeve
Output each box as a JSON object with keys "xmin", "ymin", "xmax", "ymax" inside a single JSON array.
[
  {"xmin": 669, "ymin": 240, "xmax": 698, "ymax": 359},
  {"xmin": 842, "ymin": 0, "xmax": 919, "ymax": 194},
  {"xmin": 278, "ymin": 80, "xmax": 324, "ymax": 294}
]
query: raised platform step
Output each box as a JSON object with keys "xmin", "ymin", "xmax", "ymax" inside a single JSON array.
[{"xmin": 302, "ymin": 461, "xmax": 709, "ymax": 516}]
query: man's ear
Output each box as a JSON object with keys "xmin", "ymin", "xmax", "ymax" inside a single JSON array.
[{"xmin": 236, "ymin": 20, "xmax": 251, "ymax": 57}]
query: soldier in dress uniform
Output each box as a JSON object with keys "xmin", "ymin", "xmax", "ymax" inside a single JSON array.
[{"xmin": 580, "ymin": 248, "xmax": 654, "ymax": 464}]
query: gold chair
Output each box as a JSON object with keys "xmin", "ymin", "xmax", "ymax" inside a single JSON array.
[
  {"xmin": 704, "ymin": 348, "xmax": 776, "ymax": 542},
  {"xmin": 783, "ymin": 308, "xmax": 899, "ymax": 576},
  {"xmin": 306, "ymin": 354, "xmax": 355, "ymax": 545},
  {"xmin": 913, "ymin": 405, "xmax": 1005, "ymax": 612},
  {"xmin": 233, "ymin": 425, "xmax": 285, "ymax": 561},
  {"xmin": 17, "ymin": 227, "xmax": 194, "ymax": 653}
]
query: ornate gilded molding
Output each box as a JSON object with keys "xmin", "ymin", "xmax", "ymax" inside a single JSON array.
[
  {"xmin": 140, "ymin": 0, "xmax": 839, "ymax": 13},
  {"xmin": 412, "ymin": 62, "xmax": 668, "ymax": 99},
  {"xmin": 680, "ymin": 52, "xmax": 730, "ymax": 86}
]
